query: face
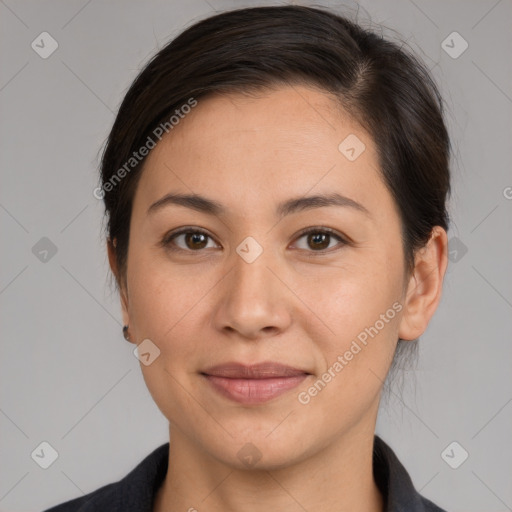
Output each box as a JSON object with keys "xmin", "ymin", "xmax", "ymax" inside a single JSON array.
[{"xmin": 114, "ymin": 85, "xmax": 419, "ymax": 468}]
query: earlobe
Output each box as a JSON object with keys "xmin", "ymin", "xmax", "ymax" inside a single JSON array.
[{"xmin": 398, "ymin": 226, "xmax": 448, "ymax": 342}]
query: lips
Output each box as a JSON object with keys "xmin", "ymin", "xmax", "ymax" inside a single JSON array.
[
  {"xmin": 201, "ymin": 362, "xmax": 310, "ymax": 404},
  {"xmin": 202, "ymin": 362, "xmax": 309, "ymax": 379}
]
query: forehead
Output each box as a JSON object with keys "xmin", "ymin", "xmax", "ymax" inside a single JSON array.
[
  {"xmin": 132, "ymin": 85, "xmax": 395, "ymax": 224},
  {"xmin": 165, "ymin": 86, "xmax": 360, "ymax": 155}
]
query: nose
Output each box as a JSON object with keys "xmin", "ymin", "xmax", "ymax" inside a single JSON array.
[{"xmin": 211, "ymin": 246, "xmax": 292, "ymax": 340}]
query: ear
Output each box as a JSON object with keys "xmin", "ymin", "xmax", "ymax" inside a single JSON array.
[
  {"xmin": 398, "ymin": 226, "xmax": 449, "ymax": 341},
  {"xmin": 107, "ymin": 238, "xmax": 130, "ymax": 329}
]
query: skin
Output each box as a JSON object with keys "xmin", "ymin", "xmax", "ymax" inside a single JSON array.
[{"xmin": 107, "ymin": 85, "xmax": 448, "ymax": 512}]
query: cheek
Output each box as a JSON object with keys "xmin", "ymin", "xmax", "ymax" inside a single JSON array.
[
  {"xmin": 127, "ymin": 241, "xmax": 402, "ymax": 351},
  {"xmin": 297, "ymin": 272, "xmax": 400, "ymax": 423},
  {"xmin": 126, "ymin": 260, "xmax": 210, "ymax": 420},
  {"xmin": 126, "ymin": 251, "xmax": 215, "ymax": 368},
  {"xmin": 304, "ymin": 257, "xmax": 401, "ymax": 336},
  {"xmin": 129, "ymin": 270, "xmax": 194, "ymax": 340},
  {"xmin": 301, "ymin": 258, "xmax": 402, "ymax": 396}
]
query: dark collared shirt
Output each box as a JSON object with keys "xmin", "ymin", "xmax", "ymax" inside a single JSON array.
[{"xmin": 43, "ymin": 435, "xmax": 447, "ymax": 511}]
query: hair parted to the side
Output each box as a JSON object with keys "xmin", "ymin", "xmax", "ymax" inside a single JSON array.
[{"xmin": 99, "ymin": 5, "xmax": 451, "ymax": 396}]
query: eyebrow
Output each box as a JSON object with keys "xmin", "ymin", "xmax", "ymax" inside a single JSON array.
[{"xmin": 147, "ymin": 192, "xmax": 371, "ymax": 219}]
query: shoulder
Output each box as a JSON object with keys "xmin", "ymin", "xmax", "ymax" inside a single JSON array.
[
  {"xmin": 42, "ymin": 443, "xmax": 169, "ymax": 512},
  {"xmin": 373, "ymin": 435, "xmax": 448, "ymax": 512},
  {"xmin": 42, "ymin": 482, "xmax": 118, "ymax": 512},
  {"xmin": 420, "ymin": 496, "xmax": 449, "ymax": 512}
]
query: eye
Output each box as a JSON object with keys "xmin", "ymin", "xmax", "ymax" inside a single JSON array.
[
  {"xmin": 161, "ymin": 228, "xmax": 219, "ymax": 252},
  {"xmin": 161, "ymin": 226, "xmax": 348, "ymax": 255},
  {"xmin": 292, "ymin": 227, "xmax": 347, "ymax": 254}
]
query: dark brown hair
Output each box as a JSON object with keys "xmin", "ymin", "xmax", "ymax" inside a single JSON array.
[
  {"xmin": 99, "ymin": 5, "xmax": 451, "ymax": 384},
  {"xmin": 101, "ymin": 5, "xmax": 450, "ymax": 284}
]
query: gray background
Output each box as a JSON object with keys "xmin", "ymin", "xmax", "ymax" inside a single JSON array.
[{"xmin": 1, "ymin": 0, "xmax": 511, "ymax": 511}]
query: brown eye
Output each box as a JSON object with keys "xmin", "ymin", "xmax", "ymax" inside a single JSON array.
[
  {"xmin": 293, "ymin": 228, "xmax": 347, "ymax": 253},
  {"xmin": 163, "ymin": 229, "xmax": 218, "ymax": 252},
  {"xmin": 307, "ymin": 232, "xmax": 331, "ymax": 250},
  {"xmin": 183, "ymin": 232, "xmax": 207, "ymax": 249}
]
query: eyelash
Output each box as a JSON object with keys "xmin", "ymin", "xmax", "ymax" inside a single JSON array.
[{"xmin": 160, "ymin": 226, "xmax": 349, "ymax": 256}]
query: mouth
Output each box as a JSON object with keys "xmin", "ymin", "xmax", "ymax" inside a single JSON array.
[{"xmin": 200, "ymin": 362, "xmax": 311, "ymax": 405}]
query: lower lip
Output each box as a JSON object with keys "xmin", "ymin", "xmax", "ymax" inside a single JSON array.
[{"xmin": 203, "ymin": 374, "xmax": 309, "ymax": 404}]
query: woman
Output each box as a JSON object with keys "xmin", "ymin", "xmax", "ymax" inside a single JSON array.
[{"xmin": 45, "ymin": 5, "xmax": 450, "ymax": 512}]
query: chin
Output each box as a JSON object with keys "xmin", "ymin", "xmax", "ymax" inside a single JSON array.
[{"xmin": 202, "ymin": 427, "xmax": 313, "ymax": 471}]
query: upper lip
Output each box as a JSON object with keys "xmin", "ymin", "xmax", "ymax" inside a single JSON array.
[{"xmin": 201, "ymin": 362, "xmax": 310, "ymax": 379}]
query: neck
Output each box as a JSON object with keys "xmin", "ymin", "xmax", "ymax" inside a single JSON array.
[{"xmin": 153, "ymin": 421, "xmax": 384, "ymax": 512}]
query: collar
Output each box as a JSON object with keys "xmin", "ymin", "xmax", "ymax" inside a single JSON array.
[
  {"xmin": 372, "ymin": 435, "xmax": 446, "ymax": 511},
  {"xmin": 45, "ymin": 435, "xmax": 446, "ymax": 511}
]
